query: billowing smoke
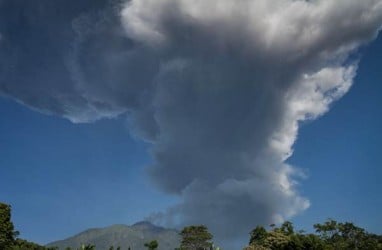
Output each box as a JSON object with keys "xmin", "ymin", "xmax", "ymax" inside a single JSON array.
[{"xmin": 1, "ymin": 0, "xmax": 381, "ymax": 246}]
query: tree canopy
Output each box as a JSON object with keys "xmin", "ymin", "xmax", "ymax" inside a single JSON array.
[
  {"xmin": 179, "ymin": 225, "xmax": 213, "ymax": 250},
  {"xmin": 0, "ymin": 203, "xmax": 19, "ymax": 250},
  {"xmin": 245, "ymin": 220, "xmax": 382, "ymax": 250},
  {"xmin": 144, "ymin": 240, "xmax": 158, "ymax": 250}
]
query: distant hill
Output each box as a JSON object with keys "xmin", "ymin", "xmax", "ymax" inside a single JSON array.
[{"xmin": 46, "ymin": 221, "xmax": 180, "ymax": 250}]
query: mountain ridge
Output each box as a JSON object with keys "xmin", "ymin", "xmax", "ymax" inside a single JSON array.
[{"xmin": 46, "ymin": 221, "xmax": 180, "ymax": 250}]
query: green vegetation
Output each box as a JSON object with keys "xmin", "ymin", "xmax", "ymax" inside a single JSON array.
[
  {"xmin": 244, "ymin": 220, "xmax": 382, "ymax": 250},
  {"xmin": 80, "ymin": 244, "xmax": 95, "ymax": 250},
  {"xmin": 0, "ymin": 203, "xmax": 18, "ymax": 249},
  {"xmin": 144, "ymin": 240, "xmax": 158, "ymax": 250},
  {"xmin": 177, "ymin": 225, "xmax": 214, "ymax": 250},
  {"xmin": 2, "ymin": 202, "xmax": 382, "ymax": 249},
  {"xmin": 11, "ymin": 238, "xmax": 58, "ymax": 250}
]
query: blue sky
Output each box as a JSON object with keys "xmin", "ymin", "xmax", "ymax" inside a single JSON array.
[
  {"xmin": 1, "ymin": 1, "xmax": 382, "ymax": 248},
  {"xmin": 1, "ymin": 34, "xmax": 381, "ymax": 243},
  {"xmin": 289, "ymin": 34, "xmax": 382, "ymax": 234},
  {"xmin": 0, "ymin": 97, "xmax": 179, "ymax": 242}
]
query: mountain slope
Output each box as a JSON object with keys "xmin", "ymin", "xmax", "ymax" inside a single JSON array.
[{"xmin": 47, "ymin": 222, "xmax": 180, "ymax": 250}]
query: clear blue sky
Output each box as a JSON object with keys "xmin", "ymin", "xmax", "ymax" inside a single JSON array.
[
  {"xmin": 0, "ymin": 9, "xmax": 382, "ymax": 247},
  {"xmin": 0, "ymin": 97, "xmax": 178, "ymax": 243}
]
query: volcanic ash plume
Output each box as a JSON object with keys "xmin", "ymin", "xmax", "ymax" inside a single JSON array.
[{"xmin": 0, "ymin": 0, "xmax": 382, "ymax": 245}]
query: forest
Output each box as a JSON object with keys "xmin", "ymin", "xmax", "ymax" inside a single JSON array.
[{"xmin": 1, "ymin": 202, "xmax": 382, "ymax": 250}]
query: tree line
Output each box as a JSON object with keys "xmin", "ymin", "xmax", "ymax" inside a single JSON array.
[
  {"xmin": 244, "ymin": 220, "xmax": 382, "ymax": 250},
  {"xmin": 1, "ymin": 202, "xmax": 381, "ymax": 249}
]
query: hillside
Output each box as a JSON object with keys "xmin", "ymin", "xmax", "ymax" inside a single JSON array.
[{"xmin": 46, "ymin": 222, "xmax": 180, "ymax": 250}]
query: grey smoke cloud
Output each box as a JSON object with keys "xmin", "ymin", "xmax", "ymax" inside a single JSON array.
[{"xmin": 1, "ymin": 0, "xmax": 382, "ymax": 247}]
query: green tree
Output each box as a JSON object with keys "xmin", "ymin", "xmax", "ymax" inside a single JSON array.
[
  {"xmin": 243, "ymin": 245, "xmax": 269, "ymax": 250},
  {"xmin": 249, "ymin": 226, "xmax": 268, "ymax": 246},
  {"xmin": 245, "ymin": 219, "xmax": 382, "ymax": 250},
  {"xmin": 249, "ymin": 223, "xmax": 301, "ymax": 250},
  {"xmin": 78, "ymin": 244, "xmax": 95, "ymax": 250},
  {"xmin": 314, "ymin": 219, "xmax": 382, "ymax": 250},
  {"xmin": 293, "ymin": 233, "xmax": 324, "ymax": 250},
  {"xmin": 0, "ymin": 203, "xmax": 19, "ymax": 250},
  {"xmin": 179, "ymin": 225, "xmax": 213, "ymax": 250},
  {"xmin": 144, "ymin": 240, "xmax": 159, "ymax": 250},
  {"xmin": 11, "ymin": 238, "xmax": 56, "ymax": 250},
  {"xmin": 278, "ymin": 221, "xmax": 294, "ymax": 236},
  {"xmin": 262, "ymin": 230, "xmax": 290, "ymax": 249}
]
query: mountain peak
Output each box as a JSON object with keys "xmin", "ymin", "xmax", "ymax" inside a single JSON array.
[{"xmin": 47, "ymin": 221, "xmax": 180, "ymax": 250}]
